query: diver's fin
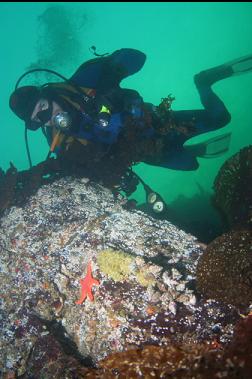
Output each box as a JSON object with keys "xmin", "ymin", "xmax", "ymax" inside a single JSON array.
[
  {"xmin": 194, "ymin": 53, "xmax": 252, "ymax": 87},
  {"xmin": 226, "ymin": 53, "xmax": 252, "ymax": 75},
  {"xmin": 183, "ymin": 132, "xmax": 232, "ymax": 158}
]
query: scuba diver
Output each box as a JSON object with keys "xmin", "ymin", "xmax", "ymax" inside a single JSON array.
[{"xmin": 9, "ymin": 47, "xmax": 252, "ymax": 215}]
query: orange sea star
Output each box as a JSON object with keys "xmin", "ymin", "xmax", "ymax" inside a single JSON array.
[{"xmin": 75, "ymin": 260, "xmax": 100, "ymax": 304}]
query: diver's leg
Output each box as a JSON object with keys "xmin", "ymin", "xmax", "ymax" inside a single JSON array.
[
  {"xmin": 194, "ymin": 70, "xmax": 231, "ymax": 129},
  {"xmin": 193, "ymin": 53, "xmax": 252, "ymax": 125}
]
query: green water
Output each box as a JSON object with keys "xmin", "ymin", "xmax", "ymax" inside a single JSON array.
[{"xmin": 1, "ymin": 2, "xmax": 252, "ymax": 239}]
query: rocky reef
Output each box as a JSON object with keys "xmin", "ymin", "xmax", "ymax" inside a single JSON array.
[
  {"xmin": 0, "ymin": 144, "xmax": 252, "ymax": 378},
  {"xmin": 84, "ymin": 313, "xmax": 252, "ymax": 378},
  {"xmin": 0, "ymin": 175, "xmax": 241, "ymax": 378}
]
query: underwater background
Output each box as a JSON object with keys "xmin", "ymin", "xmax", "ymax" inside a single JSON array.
[{"xmin": 1, "ymin": 2, "xmax": 252, "ymax": 241}]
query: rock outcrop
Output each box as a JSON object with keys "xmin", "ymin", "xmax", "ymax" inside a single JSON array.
[{"xmin": 0, "ymin": 176, "xmax": 239, "ymax": 378}]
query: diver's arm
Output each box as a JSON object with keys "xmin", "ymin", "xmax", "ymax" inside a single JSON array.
[{"xmin": 70, "ymin": 48, "xmax": 146, "ymax": 91}]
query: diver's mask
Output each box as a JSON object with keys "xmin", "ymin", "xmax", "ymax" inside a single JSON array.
[{"xmin": 25, "ymin": 100, "xmax": 53, "ymax": 131}]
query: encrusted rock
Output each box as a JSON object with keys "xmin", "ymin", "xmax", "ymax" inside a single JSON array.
[
  {"xmin": 0, "ymin": 176, "xmax": 240, "ymax": 377},
  {"xmin": 213, "ymin": 145, "xmax": 252, "ymax": 229},
  {"xmin": 196, "ymin": 229, "xmax": 252, "ymax": 307}
]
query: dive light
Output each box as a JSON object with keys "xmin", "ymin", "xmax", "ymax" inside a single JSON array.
[{"xmin": 53, "ymin": 112, "xmax": 72, "ymax": 131}]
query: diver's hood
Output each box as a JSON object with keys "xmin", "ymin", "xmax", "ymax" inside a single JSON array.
[
  {"xmin": 9, "ymin": 86, "xmax": 42, "ymax": 122},
  {"xmin": 9, "ymin": 85, "xmax": 59, "ymax": 121}
]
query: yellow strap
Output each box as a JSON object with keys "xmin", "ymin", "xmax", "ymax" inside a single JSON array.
[
  {"xmin": 50, "ymin": 82, "xmax": 95, "ymax": 96},
  {"xmin": 50, "ymin": 130, "xmax": 62, "ymax": 152},
  {"xmin": 49, "ymin": 82, "xmax": 96, "ymax": 111},
  {"xmin": 60, "ymin": 95, "xmax": 82, "ymax": 111}
]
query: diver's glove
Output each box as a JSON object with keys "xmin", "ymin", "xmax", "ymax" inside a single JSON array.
[{"xmin": 116, "ymin": 170, "xmax": 140, "ymax": 197}]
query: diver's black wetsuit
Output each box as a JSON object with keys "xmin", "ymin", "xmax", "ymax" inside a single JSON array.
[
  {"xmin": 67, "ymin": 48, "xmax": 232, "ymax": 171},
  {"xmin": 146, "ymin": 74, "xmax": 231, "ymax": 170}
]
